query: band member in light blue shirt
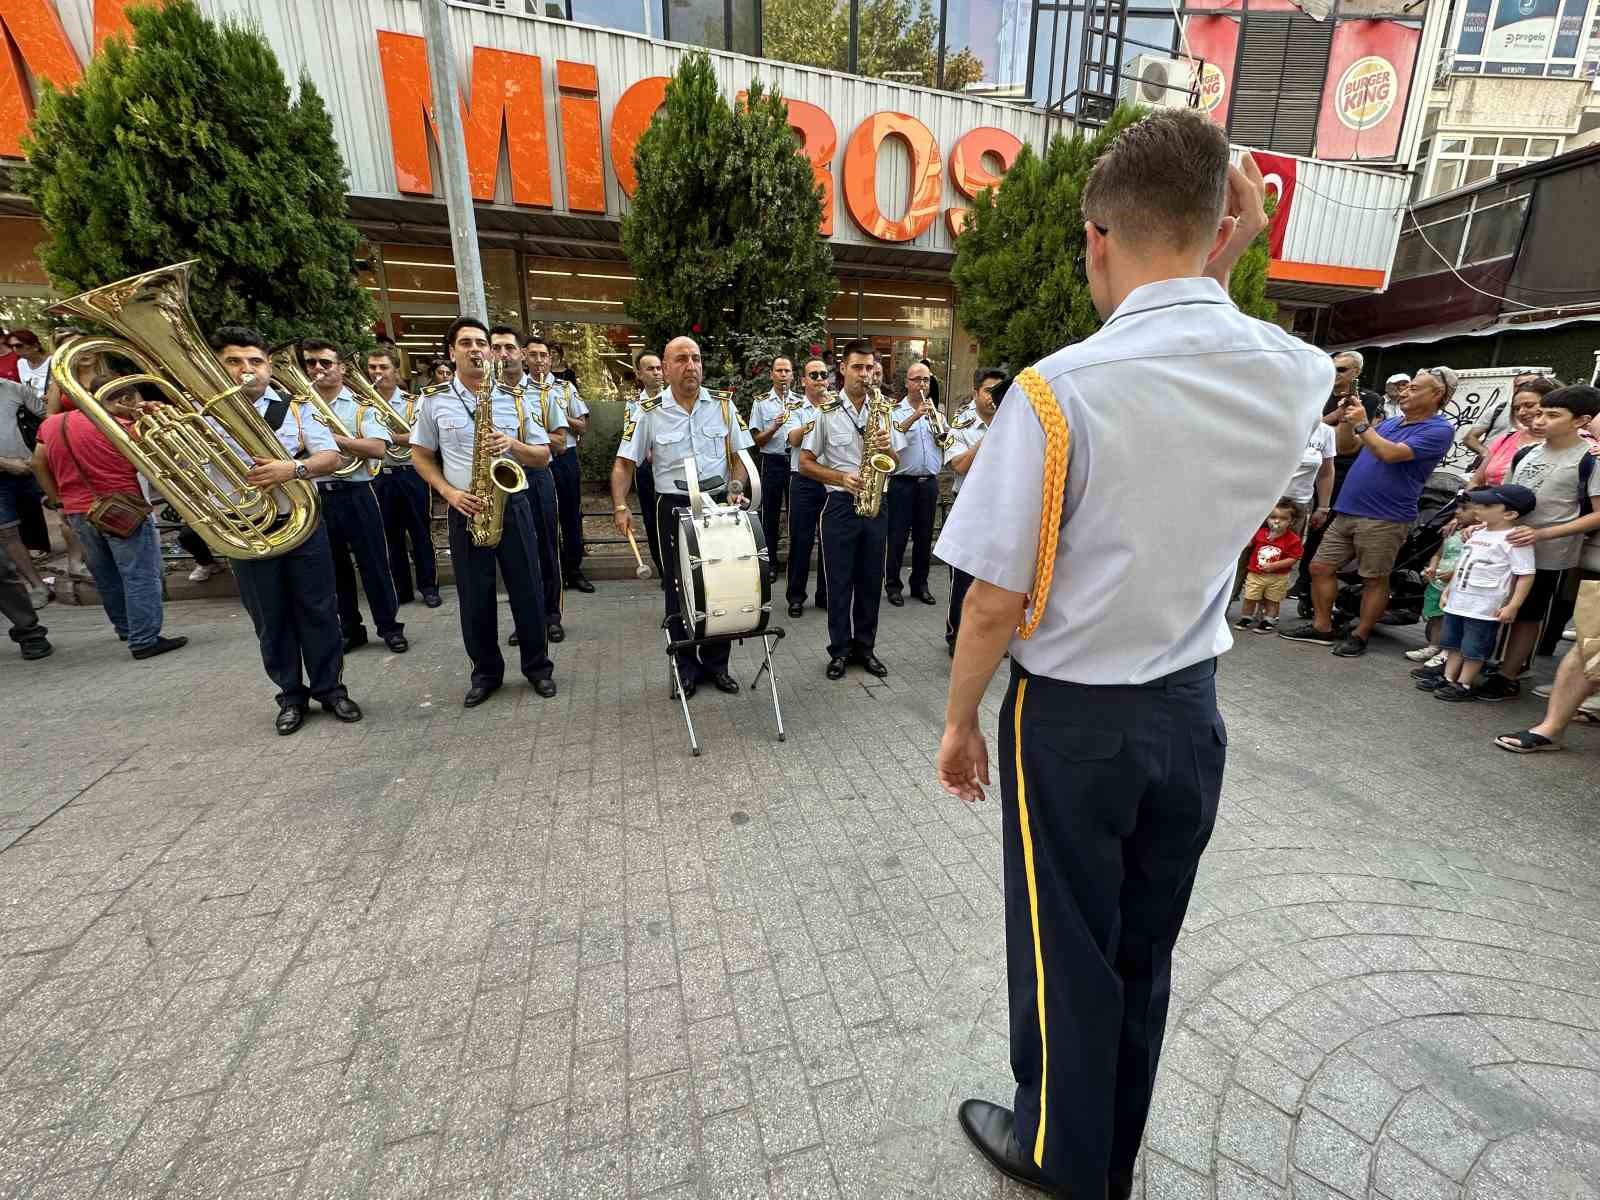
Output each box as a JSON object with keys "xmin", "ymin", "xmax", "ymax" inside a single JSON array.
[{"xmin": 748, "ymin": 356, "xmax": 796, "ymax": 584}]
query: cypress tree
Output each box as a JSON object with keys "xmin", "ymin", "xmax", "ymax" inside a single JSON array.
[{"xmin": 21, "ymin": 0, "xmax": 372, "ymax": 345}]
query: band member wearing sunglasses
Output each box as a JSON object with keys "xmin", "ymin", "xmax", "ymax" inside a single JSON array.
[{"xmin": 782, "ymin": 359, "xmax": 832, "ymax": 618}]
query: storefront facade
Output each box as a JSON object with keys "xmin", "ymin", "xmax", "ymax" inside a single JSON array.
[{"xmin": 1, "ymin": 0, "xmax": 1409, "ymax": 396}]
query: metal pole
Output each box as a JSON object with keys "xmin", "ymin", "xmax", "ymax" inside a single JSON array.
[{"xmin": 421, "ymin": 0, "xmax": 486, "ymax": 321}]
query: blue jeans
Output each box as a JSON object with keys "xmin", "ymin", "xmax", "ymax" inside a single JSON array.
[
  {"xmin": 1439, "ymin": 611, "xmax": 1500, "ymax": 662},
  {"xmin": 68, "ymin": 513, "xmax": 165, "ymax": 650}
]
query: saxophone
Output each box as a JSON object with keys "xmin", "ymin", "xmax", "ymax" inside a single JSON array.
[
  {"xmin": 466, "ymin": 352, "xmax": 528, "ymax": 548},
  {"xmin": 854, "ymin": 384, "xmax": 896, "ymax": 519}
]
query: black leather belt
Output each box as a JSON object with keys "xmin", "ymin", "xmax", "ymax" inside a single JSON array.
[{"xmin": 318, "ymin": 479, "xmax": 372, "ymax": 492}]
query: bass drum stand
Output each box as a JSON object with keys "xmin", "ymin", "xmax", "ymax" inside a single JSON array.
[{"xmin": 664, "ymin": 451, "xmax": 786, "ymax": 756}]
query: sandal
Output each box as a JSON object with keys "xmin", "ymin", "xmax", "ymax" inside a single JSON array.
[
  {"xmin": 1572, "ymin": 710, "xmax": 1600, "ymax": 726},
  {"xmin": 1494, "ymin": 730, "xmax": 1561, "ymax": 754}
]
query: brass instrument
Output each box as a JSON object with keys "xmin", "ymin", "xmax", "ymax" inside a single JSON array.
[
  {"xmin": 466, "ymin": 352, "xmax": 528, "ymax": 548},
  {"xmin": 46, "ymin": 260, "xmax": 319, "ymax": 560},
  {"xmin": 344, "ymin": 354, "xmax": 413, "ymax": 465},
  {"xmin": 271, "ymin": 342, "xmax": 366, "ymax": 478},
  {"xmin": 854, "ymin": 384, "xmax": 896, "ymax": 519}
]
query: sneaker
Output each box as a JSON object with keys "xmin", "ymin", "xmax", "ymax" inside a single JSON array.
[
  {"xmin": 187, "ymin": 562, "xmax": 220, "ymax": 583},
  {"xmin": 1473, "ymin": 673, "xmax": 1521, "ymax": 703},
  {"xmin": 1235, "ymin": 614, "xmax": 1254, "ymax": 629},
  {"xmin": 131, "ymin": 635, "xmax": 188, "ymax": 660},
  {"xmin": 1255, "ymin": 617, "xmax": 1277, "ymax": 635},
  {"xmin": 1425, "ymin": 651, "xmax": 1447, "ymax": 668},
  {"xmin": 1436, "ymin": 681, "xmax": 1478, "ymax": 702},
  {"xmin": 1278, "ymin": 621, "xmax": 1340, "ymax": 646},
  {"xmin": 1581, "ymin": 694, "xmax": 1600, "ymax": 716},
  {"xmin": 1405, "ymin": 644, "xmax": 1441, "ymax": 662},
  {"xmin": 1562, "ymin": 626, "xmax": 1577, "ymax": 642},
  {"xmin": 1415, "ymin": 674, "xmax": 1448, "ymax": 692},
  {"xmin": 1411, "ymin": 663, "xmax": 1445, "ymax": 682},
  {"xmin": 1532, "ymin": 683, "xmax": 1554, "ymax": 700},
  {"xmin": 1331, "ymin": 634, "xmax": 1368, "ymax": 658},
  {"xmin": 26, "ymin": 585, "xmax": 52, "ymax": 609}
]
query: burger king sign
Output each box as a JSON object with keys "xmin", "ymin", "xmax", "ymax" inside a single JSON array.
[
  {"xmin": 1197, "ymin": 61, "xmax": 1227, "ymax": 114},
  {"xmin": 1335, "ymin": 55, "xmax": 1398, "ymax": 131}
]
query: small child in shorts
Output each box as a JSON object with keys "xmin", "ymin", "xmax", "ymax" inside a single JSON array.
[
  {"xmin": 1408, "ymin": 527, "xmax": 1466, "ymax": 666},
  {"xmin": 1237, "ymin": 500, "xmax": 1304, "ymax": 635}
]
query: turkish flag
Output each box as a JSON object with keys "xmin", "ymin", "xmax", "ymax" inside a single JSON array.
[{"xmin": 1249, "ymin": 151, "xmax": 1298, "ymax": 260}]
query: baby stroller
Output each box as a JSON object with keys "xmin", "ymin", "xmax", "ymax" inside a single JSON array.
[{"xmin": 1300, "ymin": 494, "xmax": 1461, "ymax": 628}]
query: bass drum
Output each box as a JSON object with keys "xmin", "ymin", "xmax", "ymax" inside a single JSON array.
[{"xmin": 676, "ymin": 503, "xmax": 771, "ymax": 640}]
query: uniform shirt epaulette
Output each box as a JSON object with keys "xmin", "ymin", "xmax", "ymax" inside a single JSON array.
[
  {"xmin": 952, "ymin": 414, "xmax": 976, "ymax": 428},
  {"xmin": 638, "ymin": 396, "xmax": 663, "ymax": 411},
  {"xmin": 819, "ymin": 398, "xmax": 842, "ymax": 412},
  {"xmin": 505, "ymin": 384, "xmax": 524, "ymax": 399},
  {"xmin": 419, "ymin": 382, "xmax": 451, "ymax": 397}
]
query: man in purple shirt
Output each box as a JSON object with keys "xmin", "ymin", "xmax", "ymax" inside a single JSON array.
[{"xmin": 1281, "ymin": 366, "xmax": 1456, "ymax": 657}]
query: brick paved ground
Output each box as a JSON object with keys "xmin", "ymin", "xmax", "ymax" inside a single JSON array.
[{"xmin": 3, "ymin": 579, "xmax": 1599, "ymax": 1199}]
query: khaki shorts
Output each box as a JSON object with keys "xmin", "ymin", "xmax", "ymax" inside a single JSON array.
[
  {"xmin": 1313, "ymin": 515, "xmax": 1408, "ymax": 579},
  {"xmin": 1243, "ymin": 571, "xmax": 1292, "ymax": 602}
]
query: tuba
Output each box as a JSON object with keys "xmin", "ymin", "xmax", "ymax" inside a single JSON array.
[
  {"xmin": 465, "ymin": 352, "xmax": 528, "ymax": 548},
  {"xmin": 854, "ymin": 384, "xmax": 896, "ymax": 519},
  {"xmin": 47, "ymin": 261, "xmax": 319, "ymax": 560},
  {"xmin": 343, "ymin": 354, "xmax": 413, "ymax": 465}
]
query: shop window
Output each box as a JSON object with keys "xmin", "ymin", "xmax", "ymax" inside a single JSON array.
[
  {"xmin": 940, "ymin": 0, "xmax": 1031, "ymax": 94},
  {"xmin": 570, "ymin": 0, "xmax": 667, "ymax": 33},
  {"xmin": 0, "ymin": 218, "xmax": 50, "ymax": 290},
  {"xmin": 853, "ymin": 0, "xmax": 943, "ymax": 86},
  {"xmin": 1460, "ymin": 191, "xmax": 1530, "ymax": 267},
  {"xmin": 667, "ymin": 0, "xmax": 726, "ymax": 47},
  {"xmin": 1425, "ymin": 132, "xmax": 1564, "ymax": 199},
  {"xmin": 377, "ymin": 244, "xmax": 522, "ymax": 367},
  {"xmin": 762, "ymin": 0, "xmax": 850, "ymax": 70}
]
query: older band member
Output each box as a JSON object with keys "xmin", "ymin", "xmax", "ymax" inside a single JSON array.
[
  {"xmin": 801, "ymin": 339, "xmax": 903, "ymax": 679},
  {"xmin": 886, "ymin": 360, "xmax": 945, "ymax": 607},
  {"xmin": 528, "ymin": 336, "xmax": 594, "ymax": 593},
  {"xmin": 301, "ymin": 338, "xmax": 406, "ymax": 654},
  {"xmin": 783, "ymin": 358, "xmax": 830, "ymax": 618},
  {"xmin": 210, "ymin": 327, "xmax": 364, "ymax": 734},
  {"xmin": 630, "ymin": 350, "xmax": 665, "ymax": 579},
  {"xmin": 410, "ymin": 318, "xmax": 557, "ymax": 707},
  {"xmin": 943, "ymin": 369, "xmax": 1005, "ymax": 655},
  {"xmin": 367, "ymin": 344, "xmax": 440, "ymax": 608},
  {"xmin": 611, "ymin": 335, "xmax": 753, "ymax": 697},
  {"xmin": 933, "ymin": 113, "xmax": 1331, "ymax": 1199},
  {"xmin": 748, "ymin": 356, "xmax": 796, "ymax": 584},
  {"xmin": 490, "ymin": 327, "xmax": 566, "ymax": 644}
]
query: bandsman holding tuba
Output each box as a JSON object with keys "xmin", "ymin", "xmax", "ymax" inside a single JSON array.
[
  {"xmin": 209, "ymin": 327, "xmax": 364, "ymax": 735},
  {"xmin": 799, "ymin": 339, "xmax": 903, "ymax": 680},
  {"xmin": 409, "ymin": 318, "xmax": 558, "ymax": 707}
]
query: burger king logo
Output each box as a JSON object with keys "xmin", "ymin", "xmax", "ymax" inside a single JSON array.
[
  {"xmin": 1198, "ymin": 62, "xmax": 1226, "ymax": 113},
  {"xmin": 1336, "ymin": 56, "xmax": 1396, "ymax": 130}
]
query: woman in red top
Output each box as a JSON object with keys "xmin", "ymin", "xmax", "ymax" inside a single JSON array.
[{"xmin": 31, "ymin": 382, "xmax": 186, "ymax": 659}]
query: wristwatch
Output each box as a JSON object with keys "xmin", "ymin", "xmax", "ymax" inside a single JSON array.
[
  {"xmin": 1353, "ymin": 421, "xmax": 1371, "ymax": 435},
  {"xmin": 293, "ymin": 462, "xmax": 311, "ymax": 481}
]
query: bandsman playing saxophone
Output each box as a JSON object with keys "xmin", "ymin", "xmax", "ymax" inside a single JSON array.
[
  {"xmin": 799, "ymin": 339, "xmax": 904, "ymax": 680},
  {"xmin": 409, "ymin": 318, "xmax": 558, "ymax": 707}
]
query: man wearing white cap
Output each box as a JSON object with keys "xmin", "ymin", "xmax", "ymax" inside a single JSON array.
[{"xmin": 1382, "ymin": 372, "xmax": 1410, "ymax": 421}]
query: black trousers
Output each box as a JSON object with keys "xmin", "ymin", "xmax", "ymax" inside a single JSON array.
[
  {"xmin": 375, "ymin": 466, "xmax": 437, "ymax": 599},
  {"xmin": 526, "ymin": 466, "xmax": 563, "ymax": 621},
  {"xmin": 885, "ymin": 473, "xmax": 937, "ymax": 596},
  {"xmin": 758, "ymin": 453, "xmax": 790, "ymax": 574},
  {"xmin": 946, "ymin": 566, "xmax": 974, "ymax": 647},
  {"xmin": 635, "ymin": 463, "xmax": 663, "ymax": 578},
  {"xmin": 1000, "ymin": 659, "xmax": 1223, "ymax": 1196},
  {"xmin": 0, "ymin": 544, "xmax": 45, "ymax": 646},
  {"xmin": 819, "ymin": 491, "xmax": 886, "ymax": 659},
  {"xmin": 551, "ymin": 447, "xmax": 585, "ymax": 577},
  {"xmin": 785, "ymin": 474, "xmax": 829, "ymax": 608},
  {"xmin": 230, "ymin": 523, "xmax": 347, "ymax": 707},
  {"xmin": 177, "ymin": 525, "xmax": 216, "ymax": 568},
  {"xmin": 657, "ymin": 492, "xmax": 731, "ymax": 680},
  {"xmin": 447, "ymin": 493, "xmax": 553, "ymax": 689},
  {"xmin": 321, "ymin": 482, "xmax": 402, "ymax": 640}
]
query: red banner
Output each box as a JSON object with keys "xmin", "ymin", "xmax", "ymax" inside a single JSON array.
[
  {"xmin": 1315, "ymin": 20, "xmax": 1420, "ymax": 161},
  {"xmin": 1248, "ymin": 151, "xmax": 1298, "ymax": 259},
  {"xmin": 1183, "ymin": 16, "xmax": 1241, "ymax": 129}
]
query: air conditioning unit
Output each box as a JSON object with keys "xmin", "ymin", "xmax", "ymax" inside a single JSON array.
[{"xmin": 1119, "ymin": 56, "xmax": 1197, "ymax": 110}]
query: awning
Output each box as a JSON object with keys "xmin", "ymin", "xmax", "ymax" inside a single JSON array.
[{"xmin": 1328, "ymin": 305, "xmax": 1600, "ymax": 351}]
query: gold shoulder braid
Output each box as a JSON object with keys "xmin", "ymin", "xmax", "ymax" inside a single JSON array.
[
  {"xmin": 1014, "ymin": 367, "xmax": 1070, "ymax": 641},
  {"xmin": 419, "ymin": 382, "xmax": 451, "ymax": 397},
  {"xmin": 638, "ymin": 396, "xmax": 663, "ymax": 411}
]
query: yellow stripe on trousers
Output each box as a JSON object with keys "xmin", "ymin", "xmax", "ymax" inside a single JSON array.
[{"xmin": 1013, "ymin": 676, "xmax": 1050, "ymax": 1168}]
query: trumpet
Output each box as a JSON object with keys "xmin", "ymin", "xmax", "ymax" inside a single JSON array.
[{"xmin": 271, "ymin": 342, "xmax": 366, "ymax": 478}]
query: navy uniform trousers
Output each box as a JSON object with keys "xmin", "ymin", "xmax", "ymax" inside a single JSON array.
[
  {"xmin": 757, "ymin": 453, "xmax": 790, "ymax": 575},
  {"xmin": 946, "ymin": 567, "xmax": 975, "ymax": 648},
  {"xmin": 785, "ymin": 474, "xmax": 829, "ymax": 609},
  {"xmin": 320, "ymin": 481, "xmax": 402, "ymax": 641},
  {"xmin": 550, "ymin": 446, "xmax": 585, "ymax": 579},
  {"xmin": 375, "ymin": 465, "xmax": 437, "ymax": 601},
  {"xmin": 999, "ymin": 658, "xmax": 1224, "ymax": 1198},
  {"xmin": 885, "ymin": 473, "xmax": 937, "ymax": 597},
  {"xmin": 635, "ymin": 459, "xmax": 663, "ymax": 579},
  {"xmin": 447, "ymin": 491, "xmax": 553, "ymax": 689},
  {"xmin": 230, "ymin": 523, "xmax": 347, "ymax": 707},
  {"xmin": 818, "ymin": 491, "xmax": 885, "ymax": 659},
  {"xmin": 657, "ymin": 492, "xmax": 731, "ymax": 681},
  {"xmin": 526, "ymin": 466, "xmax": 563, "ymax": 622}
]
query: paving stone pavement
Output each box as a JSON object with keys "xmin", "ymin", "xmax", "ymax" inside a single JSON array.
[{"xmin": 4, "ymin": 580, "xmax": 1600, "ymax": 1199}]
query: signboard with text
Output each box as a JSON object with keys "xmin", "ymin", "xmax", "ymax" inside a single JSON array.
[
  {"xmin": 1315, "ymin": 20, "xmax": 1421, "ymax": 161},
  {"xmin": 1450, "ymin": 0, "xmax": 1598, "ymax": 77}
]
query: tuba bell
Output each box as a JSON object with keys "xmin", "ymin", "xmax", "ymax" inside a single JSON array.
[{"xmin": 47, "ymin": 261, "xmax": 320, "ymax": 560}]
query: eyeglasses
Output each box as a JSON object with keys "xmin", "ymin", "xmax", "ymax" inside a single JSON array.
[
  {"xmin": 1074, "ymin": 223, "xmax": 1110, "ymax": 279},
  {"xmin": 5, "ymin": 341, "xmax": 22, "ymax": 350},
  {"xmin": 303, "ymin": 358, "xmax": 339, "ymax": 370},
  {"xmin": 806, "ymin": 371, "xmax": 828, "ymax": 379}
]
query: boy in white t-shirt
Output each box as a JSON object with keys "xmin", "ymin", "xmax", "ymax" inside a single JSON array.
[{"xmin": 1420, "ymin": 483, "xmax": 1538, "ymax": 702}]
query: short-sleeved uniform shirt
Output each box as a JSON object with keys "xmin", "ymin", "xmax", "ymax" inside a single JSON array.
[
  {"xmin": 943, "ymin": 407, "xmax": 987, "ymax": 495},
  {"xmin": 748, "ymin": 389, "xmax": 794, "ymax": 457},
  {"xmin": 780, "ymin": 395, "xmax": 823, "ymax": 473},
  {"xmin": 515, "ymin": 375, "xmax": 569, "ymax": 457},
  {"xmin": 1509, "ymin": 440, "xmax": 1600, "ymax": 570},
  {"xmin": 205, "ymin": 386, "xmax": 340, "ymax": 514},
  {"xmin": 410, "ymin": 377, "xmax": 548, "ymax": 492},
  {"xmin": 533, "ymin": 373, "xmax": 585, "ymax": 450},
  {"xmin": 801, "ymin": 392, "xmax": 907, "ymax": 494},
  {"xmin": 1334, "ymin": 415, "xmax": 1455, "ymax": 524},
  {"xmin": 616, "ymin": 388, "xmax": 754, "ymax": 495},
  {"xmin": 382, "ymin": 388, "xmax": 414, "ymax": 464},
  {"xmin": 934, "ymin": 275, "xmax": 1333, "ymax": 686},
  {"xmin": 891, "ymin": 396, "xmax": 947, "ymax": 476},
  {"xmin": 323, "ymin": 386, "xmax": 394, "ymax": 483}
]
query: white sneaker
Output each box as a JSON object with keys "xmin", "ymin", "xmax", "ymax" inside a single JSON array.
[
  {"xmin": 1405, "ymin": 644, "xmax": 1441, "ymax": 662},
  {"xmin": 1582, "ymin": 693, "xmax": 1600, "ymax": 715},
  {"xmin": 26, "ymin": 585, "xmax": 51, "ymax": 609},
  {"xmin": 1425, "ymin": 651, "xmax": 1447, "ymax": 668},
  {"xmin": 187, "ymin": 562, "xmax": 219, "ymax": 583},
  {"xmin": 1533, "ymin": 683, "xmax": 1553, "ymax": 699},
  {"xmin": 1562, "ymin": 626, "xmax": 1577, "ymax": 642}
]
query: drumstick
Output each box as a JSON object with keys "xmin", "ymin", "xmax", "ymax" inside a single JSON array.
[{"xmin": 626, "ymin": 528, "xmax": 653, "ymax": 578}]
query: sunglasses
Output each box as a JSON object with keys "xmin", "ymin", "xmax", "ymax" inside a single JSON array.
[
  {"xmin": 5, "ymin": 342, "xmax": 22, "ymax": 350},
  {"xmin": 806, "ymin": 371, "xmax": 828, "ymax": 379},
  {"xmin": 304, "ymin": 357, "xmax": 340, "ymax": 370}
]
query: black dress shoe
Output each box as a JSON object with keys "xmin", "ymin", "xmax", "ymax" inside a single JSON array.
[
  {"xmin": 322, "ymin": 697, "xmax": 363, "ymax": 723},
  {"xmin": 856, "ymin": 653, "xmax": 888, "ymax": 677},
  {"xmin": 131, "ymin": 635, "xmax": 188, "ymax": 660},
  {"xmin": 384, "ymin": 633, "xmax": 409, "ymax": 654},
  {"xmin": 915, "ymin": 589, "xmax": 937, "ymax": 605},
  {"xmin": 463, "ymin": 683, "xmax": 499, "ymax": 708},
  {"xmin": 548, "ymin": 622, "xmax": 565, "ymax": 644},
  {"xmin": 422, "ymin": 589, "xmax": 442, "ymax": 608},
  {"xmin": 532, "ymin": 678, "xmax": 557, "ymax": 698},
  {"xmin": 709, "ymin": 670, "xmax": 741, "ymax": 694},
  {"xmin": 275, "ymin": 704, "xmax": 307, "ymax": 736},
  {"xmin": 788, "ymin": 602, "xmax": 804, "ymax": 618},
  {"xmin": 566, "ymin": 573, "xmax": 595, "ymax": 594},
  {"xmin": 508, "ymin": 631, "xmax": 519, "ymax": 646},
  {"xmin": 886, "ymin": 591, "xmax": 905, "ymax": 607},
  {"xmin": 826, "ymin": 657, "xmax": 847, "ymax": 680},
  {"xmin": 1108, "ymin": 1170, "xmax": 1133, "ymax": 1200},
  {"xmin": 673, "ymin": 676, "xmax": 697, "ymax": 700},
  {"xmin": 957, "ymin": 1099, "xmax": 1057, "ymax": 1195},
  {"xmin": 343, "ymin": 632, "xmax": 368, "ymax": 653}
]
